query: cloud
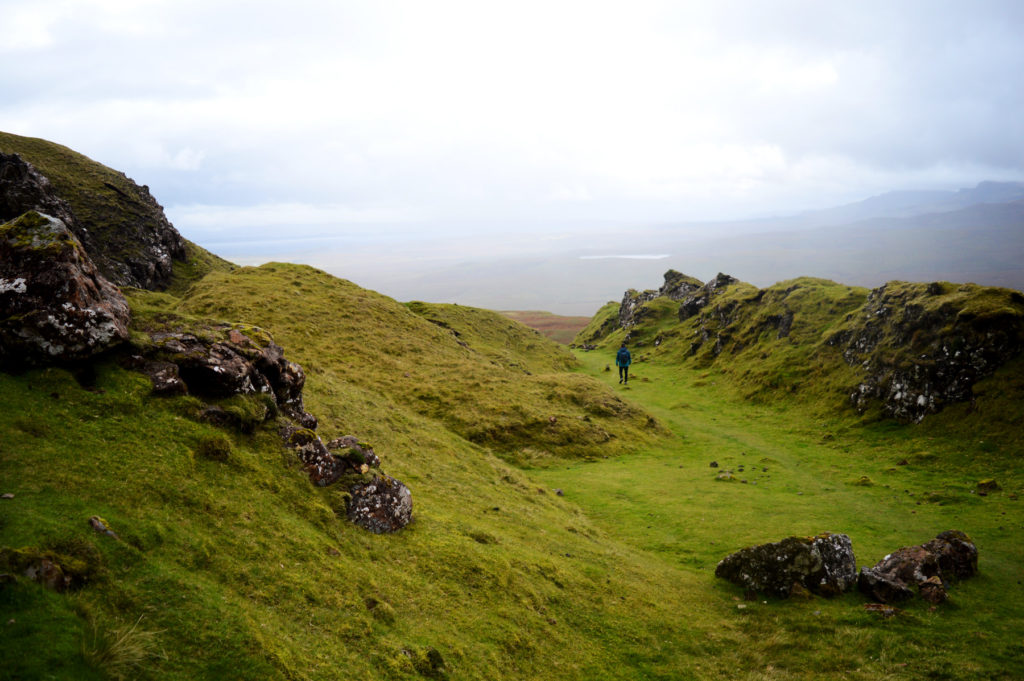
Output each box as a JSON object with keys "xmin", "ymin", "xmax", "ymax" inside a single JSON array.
[{"xmin": 0, "ymin": 0, "xmax": 1022, "ymax": 233}]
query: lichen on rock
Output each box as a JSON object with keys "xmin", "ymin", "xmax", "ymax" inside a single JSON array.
[
  {"xmin": 828, "ymin": 282, "xmax": 1024, "ymax": 422},
  {"xmin": 714, "ymin": 532, "xmax": 858, "ymax": 598},
  {"xmin": 858, "ymin": 530, "xmax": 978, "ymax": 604},
  {"xmin": 347, "ymin": 474, "xmax": 413, "ymax": 534},
  {"xmin": 0, "ymin": 211, "xmax": 130, "ymax": 366}
]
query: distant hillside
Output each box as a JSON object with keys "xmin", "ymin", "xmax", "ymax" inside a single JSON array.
[
  {"xmin": 498, "ymin": 311, "xmax": 593, "ymax": 344},
  {"xmin": 579, "ymin": 270, "xmax": 1024, "ymax": 426},
  {"xmin": 318, "ymin": 182, "xmax": 1024, "ymax": 315}
]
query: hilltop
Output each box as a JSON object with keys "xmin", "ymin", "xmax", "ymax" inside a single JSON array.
[{"xmin": 2, "ymin": 133, "xmax": 1023, "ymax": 681}]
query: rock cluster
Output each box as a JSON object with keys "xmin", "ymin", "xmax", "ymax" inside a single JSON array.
[
  {"xmin": 714, "ymin": 532, "xmax": 858, "ymax": 598},
  {"xmin": 0, "ymin": 211, "xmax": 130, "ymax": 366},
  {"xmin": 618, "ymin": 270, "xmax": 735, "ymax": 331},
  {"xmin": 129, "ymin": 322, "xmax": 413, "ymax": 533},
  {"xmin": 829, "ymin": 282, "xmax": 1024, "ymax": 422},
  {"xmin": 282, "ymin": 425, "xmax": 413, "ymax": 533},
  {"xmin": 858, "ymin": 530, "xmax": 978, "ymax": 604},
  {"xmin": 147, "ymin": 328, "xmax": 310, "ymax": 420},
  {"xmin": 677, "ymin": 272, "xmax": 738, "ymax": 323}
]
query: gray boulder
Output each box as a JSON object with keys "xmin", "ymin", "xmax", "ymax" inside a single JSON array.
[
  {"xmin": 0, "ymin": 149, "xmax": 186, "ymax": 291},
  {"xmin": 715, "ymin": 532, "xmax": 857, "ymax": 598}
]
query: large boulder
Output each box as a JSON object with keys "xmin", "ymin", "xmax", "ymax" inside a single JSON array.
[
  {"xmin": 859, "ymin": 530, "xmax": 978, "ymax": 604},
  {"xmin": 715, "ymin": 532, "xmax": 858, "ymax": 598},
  {"xmin": 0, "ymin": 211, "xmax": 130, "ymax": 365},
  {"xmin": 347, "ymin": 475, "xmax": 413, "ymax": 534},
  {"xmin": 0, "ymin": 152, "xmax": 79, "ymax": 233}
]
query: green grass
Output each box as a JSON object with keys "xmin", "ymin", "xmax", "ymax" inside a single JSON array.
[
  {"xmin": 2, "ymin": 261, "xmax": 1022, "ymax": 680},
  {"xmin": 533, "ymin": 348, "xmax": 1024, "ymax": 680}
]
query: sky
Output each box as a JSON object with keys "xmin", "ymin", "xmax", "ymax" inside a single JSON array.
[{"xmin": 2, "ymin": 0, "xmax": 1024, "ymax": 276}]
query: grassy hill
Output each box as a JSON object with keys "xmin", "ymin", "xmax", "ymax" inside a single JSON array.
[
  {"xmin": 3, "ymin": 136, "xmax": 1024, "ymax": 680},
  {"xmin": 3, "ymin": 260, "xmax": 1022, "ymax": 680}
]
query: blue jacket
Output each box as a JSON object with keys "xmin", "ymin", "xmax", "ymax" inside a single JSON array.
[{"xmin": 616, "ymin": 347, "xmax": 631, "ymax": 367}]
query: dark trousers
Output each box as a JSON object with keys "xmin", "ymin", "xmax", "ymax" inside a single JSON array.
[{"xmin": 619, "ymin": 365, "xmax": 629, "ymax": 382}]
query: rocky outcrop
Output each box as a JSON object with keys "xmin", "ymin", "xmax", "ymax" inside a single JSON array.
[
  {"xmin": 0, "ymin": 153, "xmax": 80, "ymax": 236},
  {"xmin": 128, "ymin": 321, "xmax": 413, "ymax": 532},
  {"xmin": 828, "ymin": 282, "xmax": 1024, "ymax": 422},
  {"xmin": 659, "ymin": 269, "xmax": 704, "ymax": 301},
  {"xmin": 859, "ymin": 530, "xmax": 978, "ymax": 604},
  {"xmin": 618, "ymin": 271, "xmax": 730, "ymax": 330},
  {"xmin": 136, "ymin": 324, "xmax": 312, "ymax": 424},
  {"xmin": 0, "ymin": 148, "xmax": 186, "ymax": 290},
  {"xmin": 678, "ymin": 272, "xmax": 738, "ymax": 322},
  {"xmin": 283, "ymin": 425, "xmax": 413, "ymax": 533},
  {"xmin": 0, "ymin": 211, "xmax": 130, "ymax": 366},
  {"xmin": 618, "ymin": 288, "xmax": 659, "ymax": 329},
  {"xmin": 715, "ymin": 532, "xmax": 858, "ymax": 598}
]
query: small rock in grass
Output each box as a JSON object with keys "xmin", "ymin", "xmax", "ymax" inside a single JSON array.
[
  {"xmin": 864, "ymin": 603, "xmax": 900, "ymax": 617},
  {"xmin": 88, "ymin": 516, "xmax": 120, "ymax": 540}
]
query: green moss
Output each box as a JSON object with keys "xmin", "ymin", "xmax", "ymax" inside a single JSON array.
[
  {"xmin": 195, "ymin": 433, "xmax": 232, "ymax": 462},
  {"xmin": 166, "ymin": 240, "xmax": 236, "ymax": 297}
]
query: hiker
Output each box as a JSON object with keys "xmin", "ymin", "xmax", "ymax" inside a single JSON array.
[{"xmin": 616, "ymin": 343, "xmax": 632, "ymax": 384}]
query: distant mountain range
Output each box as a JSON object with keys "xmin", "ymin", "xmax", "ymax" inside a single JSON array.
[{"xmin": 363, "ymin": 182, "xmax": 1024, "ymax": 314}]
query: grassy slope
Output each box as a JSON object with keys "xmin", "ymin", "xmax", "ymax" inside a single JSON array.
[
  {"xmin": 177, "ymin": 265, "xmax": 660, "ymax": 466},
  {"xmin": 0, "ymin": 263, "xmax": 676, "ymax": 681},
  {"xmin": 535, "ymin": 348, "xmax": 1024, "ymax": 680},
  {"xmin": 2, "ymin": 261, "xmax": 1022, "ymax": 680}
]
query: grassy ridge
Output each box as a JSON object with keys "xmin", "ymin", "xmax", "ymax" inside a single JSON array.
[{"xmin": 177, "ymin": 264, "xmax": 661, "ymax": 465}]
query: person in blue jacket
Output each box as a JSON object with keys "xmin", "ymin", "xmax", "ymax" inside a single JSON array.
[{"xmin": 616, "ymin": 342, "xmax": 632, "ymax": 384}]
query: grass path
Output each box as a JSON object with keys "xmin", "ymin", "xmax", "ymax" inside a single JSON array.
[{"xmin": 530, "ymin": 350, "xmax": 1024, "ymax": 680}]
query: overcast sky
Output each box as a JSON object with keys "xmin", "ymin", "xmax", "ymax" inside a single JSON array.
[{"xmin": 2, "ymin": 0, "xmax": 1023, "ymax": 250}]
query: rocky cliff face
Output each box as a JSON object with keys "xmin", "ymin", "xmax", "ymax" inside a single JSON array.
[
  {"xmin": 828, "ymin": 281, "xmax": 1024, "ymax": 422},
  {"xmin": 0, "ymin": 139, "xmax": 187, "ymax": 290}
]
